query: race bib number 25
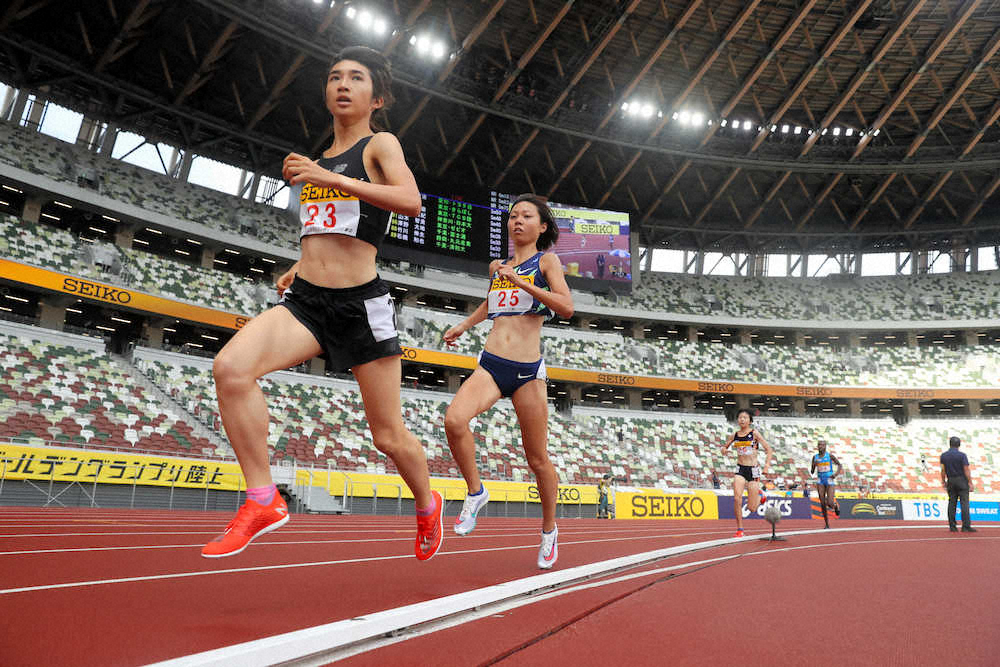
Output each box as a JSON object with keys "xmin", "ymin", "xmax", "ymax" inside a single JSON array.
[{"xmin": 489, "ymin": 274, "xmax": 533, "ymax": 314}]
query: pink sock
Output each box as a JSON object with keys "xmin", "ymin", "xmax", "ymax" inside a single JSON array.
[
  {"xmin": 415, "ymin": 496, "xmax": 438, "ymax": 516},
  {"xmin": 247, "ymin": 484, "xmax": 277, "ymax": 505}
]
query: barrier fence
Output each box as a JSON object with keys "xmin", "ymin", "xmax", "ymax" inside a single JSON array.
[{"xmin": 6, "ymin": 443, "xmax": 996, "ymax": 519}]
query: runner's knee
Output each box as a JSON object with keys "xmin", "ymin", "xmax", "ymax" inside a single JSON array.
[
  {"xmin": 371, "ymin": 422, "xmax": 416, "ymax": 457},
  {"xmin": 525, "ymin": 450, "xmax": 552, "ymax": 474},
  {"xmin": 444, "ymin": 408, "xmax": 472, "ymax": 440},
  {"xmin": 213, "ymin": 352, "xmax": 252, "ymax": 393}
]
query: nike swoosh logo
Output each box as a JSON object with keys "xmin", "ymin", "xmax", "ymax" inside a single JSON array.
[
  {"xmin": 518, "ymin": 373, "xmax": 534, "ymax": 379},
  {"xmin": 276, "ymin": 508, "xmax": 288, "ymax": 515}
]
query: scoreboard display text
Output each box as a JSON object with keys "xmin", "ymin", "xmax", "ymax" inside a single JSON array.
[{"xmin": 386, "ymin": 191, "xmax": 511, "ymax": 265}]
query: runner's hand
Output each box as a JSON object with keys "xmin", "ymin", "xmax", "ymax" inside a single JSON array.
[
  {"xmin": 283, "ymin": 152, "xmax": 341, "ymax": 189},
  {"xmin": 443, "ymin": 325, "xmax": 465, "ymax": 346},
  {"xmin": 496, "ymin": 263, "xmax": 525, "ymax": 287},
  {"xmin": 276, "ymin": 269, "xmax": 295, "ymax": 298}
]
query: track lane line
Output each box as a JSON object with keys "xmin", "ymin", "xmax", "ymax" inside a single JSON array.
[
  {"xmin": 143, "ymin": 525, "xmax": 986, "ymax": 667},
  {"xmin": 0, "ymin": 530, "xmax": 776, "ymax": 595}
]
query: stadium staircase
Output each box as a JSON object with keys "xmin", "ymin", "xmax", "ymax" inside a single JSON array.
[{"xmin": 118, "ymin": 352, "xmax": 230, "ymax": 455}]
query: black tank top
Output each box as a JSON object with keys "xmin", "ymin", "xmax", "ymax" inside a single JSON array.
[{"xmin": 291, "ymin": 135, "xmax": 391, "ymax": 251}]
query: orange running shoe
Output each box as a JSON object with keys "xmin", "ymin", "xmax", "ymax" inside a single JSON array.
[
  {"xmin": 735, "ymin": 529, "xmax": 745, "ymax": 538},
  {"xmin": 201, "ymin": 494, "xmax": 289, "ymax": 558},
  {"xmin": 415, "ymin": 490, "xmax": 443, "ymax": 561}
]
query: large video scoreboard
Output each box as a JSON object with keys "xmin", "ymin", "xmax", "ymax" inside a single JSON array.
[
  {"xmin": 382, "ymin": 190, "xmax": 512, "ymax": 273},
  {"xmin": 381, "ymin": 189, "xmax": 631, "ymax": 294}
]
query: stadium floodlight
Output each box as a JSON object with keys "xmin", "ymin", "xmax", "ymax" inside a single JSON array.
[
  {"xmin": 641, "ymin": 104, "xmax": 654, "ymax": 118},
  {"xmin": 794, "ymin": 126, "xmax": 802, "ymax": 135},
  {"xmin": 410, "ymin": 34, "xmax": 448, "ymax": 60},
  {"xmin": 621, "ymin": 102, "xmax": 629, "ymax": 111},
  {"xmin": 781, "ymin": 124, "xmax": 789, "ymax": 133},
  {"xmin": 720, "ymin": 119, "xmax": 728, "ymax": 127},
  {"xmin": 373, "ymin": 18, "xmax": 387, "ymax": 35},
  {"xmin": 678, "ymin": 110, "xmax": 690, "ymax": 124},
  {"xmin": 845, "ymin": 128, "xmax": 854, "ymax": 137},
  {"xmin": 345, "ymin": 6, "xmax": 356, "ymax": 19},
  {"xmin": 691, "ymin": 112, "xmax": 704, "ymax": 126},
  {"xmin": 873, "ymin": 128, "xmax": 881, "ymax": 136},
  {"xmin": 833, "ymin": 127, "xmax": 841, "ymax": 136},
  {"xmin": 357, "ymin": 10, "xmax": 373, "ymax": 29},
  {"xmin": 671, "ymin": 111, "xmax": 679, "ymax": 120},
  {"xmin": 743, "ymin": 121, "xmax": 752, "ymax": 131}
]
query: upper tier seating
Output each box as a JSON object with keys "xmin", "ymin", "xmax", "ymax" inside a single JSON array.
[
  {"xmin": 599, "ymin": 270, "xmax": 1000, "ymax": 321},
  {"xmin": 0, "ymin": 121, "xmax": 296, "ymax": 250},
  {"xmin": 5, "ymin": 120, "xmax": 1000, "ymax": 323},
  {"xmin": 399, "ymin": 306, "xmax": 1000, "ymax": 387},
  {"xmin": 6, "ymin": 215, "xmax": 999, "ymax": 389},
  {"xmin": 1, "ymin": 215, "xmax": 271, "ymax": 317}
]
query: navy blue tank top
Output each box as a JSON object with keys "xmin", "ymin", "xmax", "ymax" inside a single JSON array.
[
  {"xmin": 487, "ymin": 252, "xmax": 554, "ymax": 320},
  {"xmin": 291, "ymin": 135, "xmax": 390, "ymax": 251}
]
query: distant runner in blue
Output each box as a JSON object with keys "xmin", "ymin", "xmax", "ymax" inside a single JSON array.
[{"xmin": 810, "ymin": 440, "xmax": 842, "ymax": 528}]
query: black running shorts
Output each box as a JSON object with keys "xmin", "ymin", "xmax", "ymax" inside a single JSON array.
[{"xmin": 279, "ymin": 274, "xmax": 401, "ymax": 372}]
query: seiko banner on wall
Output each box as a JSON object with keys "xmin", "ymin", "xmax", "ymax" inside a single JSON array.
[
  {"xmin": 837, "ymin": 498, "xmax": 904, "ymax": 520},
  {"xmin": 717, "ymin": 496, "xmax": 812, "ymax": 520},
  {"xmin": 615, "ymin": 490, "xmax": 719, "ymax": 520}
]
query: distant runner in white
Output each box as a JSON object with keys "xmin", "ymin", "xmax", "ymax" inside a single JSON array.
[{"xmin": 443, "ymin": 194, "xmax": 574, "ymax": 569}]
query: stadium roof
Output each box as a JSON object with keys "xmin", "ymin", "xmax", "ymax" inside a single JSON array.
[{"xmin": 2, "ymin": 0, "xmax": 1000, "ymax": 254}]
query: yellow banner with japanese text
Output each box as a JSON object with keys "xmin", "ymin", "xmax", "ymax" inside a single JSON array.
[{"xmin": 0, "ymin": 443, "xmax": 245, "ymax": 490}]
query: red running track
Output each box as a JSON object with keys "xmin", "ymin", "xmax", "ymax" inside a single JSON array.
[{"xmin": 0, "ymin": 507, "xmax": 996, "ymax": 666}]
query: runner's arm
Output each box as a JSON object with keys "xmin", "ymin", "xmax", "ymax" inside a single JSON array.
[
  {"xmin": 276, "ymin": 260, "xmax": 301, "ymax": 298},
  {"xmin": 283, "ymin": 133, "xmax": 421, "ymax": 216},
  {"xmin": 756, "ymin": 432, "xmax": 774, "ymax": 474},
  {"xmin": 831, "ymin": 454, "xmax": 843, "ymax": 478},
  {"xmin": 498, "ymin": 253, "xmax": 574, "ymax": 319},
  {"xmin": 443, "ymin": 301, "xmax": 488, "ymax": 345}
]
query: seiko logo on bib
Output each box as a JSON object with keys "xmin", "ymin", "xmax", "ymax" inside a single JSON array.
[{"xmin": 300, "ymin": 183, "xmax": 355, "ymax": 203}]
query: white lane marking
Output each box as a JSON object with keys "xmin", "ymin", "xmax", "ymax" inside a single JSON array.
[
  {"xmin": 0, "ymin": 525, "xmax": 722, "ymax": 539},
  {"xmin": 0, "ymin": 530, "xmax": 747, "ymax": 588},
  {"xmin": 333, "ymin": 535, "xmax": 1000, "ymax": 662},
  {"xmin": 0, "ymin": 529, "xmax": 735, "ymax": 556},
  {"xmin": 143, "ymin": 525, "xmax": 986, "ymax": 667}
]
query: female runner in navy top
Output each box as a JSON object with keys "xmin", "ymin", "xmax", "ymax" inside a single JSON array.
[
  {"xmin": 203, "ymin": 46, "xmax": 443, "ymax": 561},
  {"xmin": 443, "ymin": 194, "xmax": 574, "ymax": 569}
]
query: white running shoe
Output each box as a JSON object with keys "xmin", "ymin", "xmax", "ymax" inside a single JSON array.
[
  {"xmin": 537, "ymin": 525, "xmax": 558, "ymax": 569},
  {"xmin": 453, "ymin": 485, "xmax": 489, "ymax": 535}
]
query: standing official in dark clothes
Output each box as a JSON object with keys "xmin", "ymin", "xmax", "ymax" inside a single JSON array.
[{"xmin": 940, "ymin": 436, "xmax": 977, "ymax": 533}]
